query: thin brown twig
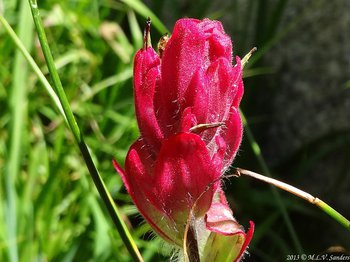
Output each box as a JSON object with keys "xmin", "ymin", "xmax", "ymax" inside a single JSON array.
[
  {"xmin": 232, "ymin": 168, "xmax": 350, "ymax": 231},
  {"xmin": 232, "ymin": 168, "xmax": 320, "ymax": 204}
]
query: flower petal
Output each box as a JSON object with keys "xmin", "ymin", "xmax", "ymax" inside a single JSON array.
[
  {"xmin": 114, "ymin": 139, "xmax": 180, "ymax": 245},
  {"xmin": 154, "ymin": 133, "xmax": 221, "ymax": 222},
  {"xmin": 202, "ymin": 199, "xmax": 254, "ymax": 262},
  {"xmin": 183, "ymin": 70, "xmax": 209, "ymax": 127},
  {"xmin": 221, "ymin": 107, "xmax": 243, "ymax": 169},
  {"xmin": 231, "ymin": 56, "xmax": 244, "ymax": 108},
  {"xmin": 205, "ymin": 202, "xmax": 242, "ymax": 236},
  {"xmin": 199, "ymin": 18, "xmax": 233, "ymax": 64},
  {"xmin": 134, "ymin": 48, "xmax": 163, "ymax": 152},
  {"xmin": 113, "ymin": 160, "xmax": 181, "ymax": 246},
  {"xmin": 235, "ymin": 221, "xmax": 254, "ymax": 262},
  {"xmin": 155, "ymin": 19, "xmax": 207, "ymax": 135}
]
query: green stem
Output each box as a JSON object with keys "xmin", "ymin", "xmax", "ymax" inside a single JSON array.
[
  {"xmin": 187, "ymin": 225, "xmax": 200, "ymax": 262},
  {"xmin": 4, "ymin": 2, "xmax": 33, "ymax": 261},
  {"xmin": 26, "ymin": 1, "xmax": 143, "ymax": 261},
  {"xmin": 0, "ymin": 14, "xmax": 65, "ymax": 120},
  {"xmin": 317, "ymin": 201, "xmax": 350, "ymax": 230},
  {"xmin": 235, "ymin": 168, "xmax": 350, "ymax": 231}
]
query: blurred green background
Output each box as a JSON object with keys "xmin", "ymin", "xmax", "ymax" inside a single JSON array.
[{"xmin": 1, "ymin": 0, "xmax": 349, "ymax": 261}]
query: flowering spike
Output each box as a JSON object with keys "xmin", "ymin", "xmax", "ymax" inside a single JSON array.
[{"xmin": 114, "ymin": 18, "xmax": 254, "ymax": 260}]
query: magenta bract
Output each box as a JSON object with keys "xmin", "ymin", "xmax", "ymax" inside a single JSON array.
[
  {"xmin": 134, "ymin": 18, "xmax": 244, "ymax": 170},
  {"xmin": 114, "ymin": 132, "xmax": 222, "ymax": 243},
  {"xmin": 114, "ymin": 18, "xmax": 253, "ymax": 261}
]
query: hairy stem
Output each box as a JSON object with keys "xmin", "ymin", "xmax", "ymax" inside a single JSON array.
[{"xmin": 233, "ymin": 168, "xmax": 350, "ymax": 231}]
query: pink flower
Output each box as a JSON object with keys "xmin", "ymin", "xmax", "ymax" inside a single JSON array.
[
  {"xmin": 134, "ymin": 18, "xmax": 244, "ymax": 170},
  {"xmin": 114, "ymin": 18, "xmax": 253, "ymax": 261},
  {"xmin": 113, "ymin": 132, "xmax": 224, "ymax": 244}
]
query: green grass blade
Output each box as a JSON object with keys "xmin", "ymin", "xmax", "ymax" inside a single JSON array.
[
  {"xmin": 4, "ymin": 2, "xmax": 33, "ymax": 261},
  {"xmin": 127, "ymin": 10, "xmax": 143, "ymax": 49},
  {"xmin": 0, "ymin": 14, "xmax": 65, "ymax": 120},
  {"xmin": 27, "ymin": 1, "xmax": 143, "ymax": 261},
  {"xmin": 79, "ymin": 67, "xmax": 133, "ymax": 102}
]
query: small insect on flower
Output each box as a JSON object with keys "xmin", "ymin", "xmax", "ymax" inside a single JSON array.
[{"xmin": 157, "ymin": 32, "xmax": 170, "ymax": 58}]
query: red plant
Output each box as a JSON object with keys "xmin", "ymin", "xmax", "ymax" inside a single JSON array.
[
  {"xmin": 114, "ymin": 18, "xmax": 253, "ymax": 261},
  {"xmin": 134, "ymin": 18, "xmax": 244, "ymax": 170}
]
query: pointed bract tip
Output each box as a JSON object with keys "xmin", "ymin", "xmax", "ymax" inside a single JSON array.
[
  {"xmin": 143, "ymin": 18, "xmax": 152, "ymax": 50},
  {"xmin": 241, "ymin": 47, "xmax": 257, "ymax": 69},
  {"xmin": 112, "ymin": 159, "xmax": 125, "ymax": 176}
]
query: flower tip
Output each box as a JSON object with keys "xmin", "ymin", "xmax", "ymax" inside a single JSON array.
[
  {"xmin": 241, "ymin": 47, "xmax": 257, "ymax": 69},
  {"xmin": 143, "ymin": 17, "xmax": 152, "ymax": 50},
  {"xmin": 246, "ymin": 221, "xmax": 255, "ymax": 241},
  {"xmin": 112, "ymin": 158, "xmax": 125, "ymax": 176},
  {"xmin": 234, "ymin": 221, "xmax": 255, "ymax": 262}
]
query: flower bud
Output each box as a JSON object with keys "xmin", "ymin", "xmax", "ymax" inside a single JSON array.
[
  {"xmin": 134, "ymin": 18, "xmax": 244, "ymax": 170},
  {"xmin": 114, "ymin": 18, "xmax": 254, "ymax": 260}
]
